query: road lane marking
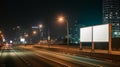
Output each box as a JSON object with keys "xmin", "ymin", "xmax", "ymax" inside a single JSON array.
[
  {"xmin": 10, "ymin": 47, "xmax": 32, "ymax": 67},
  {"xmin": 64, "ymin": 54, "xmax": 104, "ymax": 67},
  {"xmin": 35, "ymin": 53, "xmax": 71, "ymax": 67},
  {"xmin": 20, "ymin": 46, "xmax": 104, "ymax": 67},
  {"xmin": 34, "ymin": 49, "xmax": 103, "ymax": 67}
]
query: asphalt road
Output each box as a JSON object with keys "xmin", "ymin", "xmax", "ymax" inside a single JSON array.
[{"xmin": 0, "ymin": 46, "xmax": 119, "ymax": 67}]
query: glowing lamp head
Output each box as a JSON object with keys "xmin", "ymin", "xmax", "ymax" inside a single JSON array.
[
  {"xmin": 33, "ymin": 31, "xmax": 37, "ymax": 35},
  {"xmin": 39, "ymin": 24, "xmax": 43, "ymax": 28},
  {"xmin": 58, "ymin": 16, "xmax": 65, "ymax": 22}
]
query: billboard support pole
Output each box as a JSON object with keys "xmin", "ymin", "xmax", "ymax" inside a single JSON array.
[
  {"xmin": 92, "ymin": 42, "xmax": 94, "ymax": 52},
  {"xmin": 92, "ymin": 27, "xmax": 94, "ymax": 52},
  {"xmin": 108, "ymin": 24, "xmax": 112, "ymax": 54},
  {"xmin": 80, "ymin": 42, "xmax": 82, "ymax": 50}
]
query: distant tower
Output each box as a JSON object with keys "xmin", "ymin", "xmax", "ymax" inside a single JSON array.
[
  {"xmin": 69, "ymin": 21, "xmax": 85, "ymax": 44},
  {"xmin": 103, "ymin": 0, "xmax": 120, "ymax": 38}
]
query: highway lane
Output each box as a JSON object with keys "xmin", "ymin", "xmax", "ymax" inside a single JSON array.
[
  {"xmin": 33, "ymin": 45, "xmax": 120, "ymax": 66},
  {"xmin": 12, "ymin": 47, "xmax": 68, "ymax": 67},
  {"xmin": 13, "ymin": 47, "xmax": 87, "ymax": 67},
  {"xmin": 37, "ymin": 46, "xmax": 119, "ymax": 66},
  {"xmin": 18, "ymin": 45, "xmax": 120, "ymax": 67},
  {"xmin": 0, "ymin": 47, "xmax": 27, "ymax": 67},
  {"xmin": 0, "ymin": 45, "xmax": 119, "ymax": 67},
  {"xmin": 14, "ymin": 46, "xmax": 97, "ymax": 67},
  {"xmin": 0, "ymin": 46, "xmax": 68, "ymax": 67}
]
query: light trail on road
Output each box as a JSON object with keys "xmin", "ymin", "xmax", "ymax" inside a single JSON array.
[
  {"xmin": 25, "ymin": 45, "xmax": 119, "ymax": 67},
  {"xmin": 0, "ymin": 45, "xmax": 119, "ymax": 67}
]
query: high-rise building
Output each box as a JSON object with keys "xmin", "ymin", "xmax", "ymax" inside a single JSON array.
[
  {"xmin": 69, "ymin": 21, "xmax": 85, "ymax": 44},
  {"xmin": 103, "ymin": 0, "xmax": 120, "ymax": 38}
]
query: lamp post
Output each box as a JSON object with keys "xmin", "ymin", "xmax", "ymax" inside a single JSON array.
[
  {"xmin": 31, "ymin": 30, "xmax": 37, "ymax": 44},
  {"xmin": 39, "ymin": 24, "xmax": 43, "ymax": 42},
  {"xmin": 38, "ymin": 24, "xmax": 51, "ymax": 45},
  {"xmin": 58, "ymin": 16, "xmax": 69, "ymax": 48}
]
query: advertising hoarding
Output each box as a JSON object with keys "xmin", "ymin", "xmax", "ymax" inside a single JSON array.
[
  {"xmin": 93, "ymin": 24, "xmax": 109, "ymax": 42},
  {"xmin": 80, "ymin": 27, "xmax": 92, "ymax": 42}
]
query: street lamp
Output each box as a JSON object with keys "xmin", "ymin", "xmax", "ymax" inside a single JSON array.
[
  {"xmin": 58, "ymin": 16, "xmax": 69, "ymax": 47},
  {"xmin": 38, "ymin": 24, "xmax": 43, "ymax": 43},
  {"xmin": 39, "ymin": 24, "xmax": 43, "ymax": 29},
  {"xmin": 33, "ymin": 30, "xmax": 37, "ymax": 35},
  {"xmin": 58, "ymin": 16, "xmax": 64, "ymax": 22},
  {"xmin": 39, "ymin": 24, "xmax": 43, "ymax": 32},
  {"xmin": 38, "ymin": 24, "xmax": 50, "ymax": 42}
]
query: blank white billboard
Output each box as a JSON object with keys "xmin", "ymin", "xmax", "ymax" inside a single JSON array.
[
  {"xmin": 93, "ymin": 24, "xmax": 109, "ymax": 42},
  {"xmin": 80, "ymin": 27, "xmax": 92, "ymax": 42}
]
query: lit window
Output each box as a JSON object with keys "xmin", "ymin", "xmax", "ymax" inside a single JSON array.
[
  {"xmin": 110, "ymin": 6, "xmax": 113, "ymax": 8},
  {"xmin": 110, "ymin": 17, "xmax": 112, "ymax": 19},
  {"xmin": 75, "ymin": 41, "xmax": 78, "ymax": 44},
  {"xmin": 119, "ymin": 32, "xmax": 120, "ymax": 35},
  {"xmin": 105, "ymin": 14, "xmax": 108, "ymax": 16},
  {"xmin": 110, "ymin": 12, "xmax": 112, "ymax": 14},
  {"xmin": 105, "ymin": 17, "xmax": 108, "ymax": 19},
  {"xmin": 110, "ymin": 14, "xmax": 112, "ymax": 16},
  {"xmin": 114, "ymin": 32, "xmax": 118, "ymax": 35},
  {"xmin": 112, "ymin": 23, "xmax": 115, "ymax": 26},
  {"xmin": 117, "ymin": 23, "xmax": 119, "ymax": 26},
  {"xmin": 117, "ymin": 17, "xmax": 120, "ymax": 19}
]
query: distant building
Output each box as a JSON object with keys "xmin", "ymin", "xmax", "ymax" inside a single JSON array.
[
  {"xmin": 103, "ymin": 0, "xmax": 120, "ymax": 38},
  {"xmin": 31, "ymin": 26, "xmax": 49, "ymax": 43},
  {"xmin": 69, "ymin": 21, "xmax": 85, "ymax": 44}
]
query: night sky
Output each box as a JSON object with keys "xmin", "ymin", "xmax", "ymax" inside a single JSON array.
[{"xmin": 0, "ymin": 0, "xmax": 102, "ymax": 40}]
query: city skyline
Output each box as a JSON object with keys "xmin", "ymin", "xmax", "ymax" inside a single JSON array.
[
  {"xmin": 0, "ymin": 0, "xmax": 102, "ymax": 40},
  {"xmin": 0, "ymin": 1, "xmax": 120, "ymax": 66}
]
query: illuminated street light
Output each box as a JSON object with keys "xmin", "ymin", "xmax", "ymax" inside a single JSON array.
[
  {"xmin": 58, "ymin": 16, "xmax": 69, "ymax": 47},
  {"xmin": 58, "ymin": 16, "xmax": 65, "ymax": 22},
  {"xmin": 33, "ymin": 30, "xmax": 37, "ymax": 35},
  {"xmin": 39, "ymin": 24, "xmax": 43, "ymax": 28},
  {"xmin": 10, "ymin": 40, "xmax": 13, "ymax": 44},
  {"xmin": 38, "ymin": 24, "xmax": 43, "ymax": 42},
  {"xmin": 39, "ymin": 24, "xmax": 43, "ymax": 32}
]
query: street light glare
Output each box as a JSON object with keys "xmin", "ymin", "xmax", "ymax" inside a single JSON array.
[
  {"xmin": 58, "ymin": 17, "xmax": 64, "ymax": 22},
  {"xmin": 39, "ymin": 24, "xmax": 43, "ymax": 28},
  {"xmin": 33, "ymin": 31, "xmax": 37, "ymax": 35},
  {"xmin": 57, "ymin": 15, "xmax": 69, "ymax": 47}
]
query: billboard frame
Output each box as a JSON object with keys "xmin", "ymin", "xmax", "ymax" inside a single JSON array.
[{"xmin": 80, "ymin": 24, "xmax": 112, "ymax": 54}]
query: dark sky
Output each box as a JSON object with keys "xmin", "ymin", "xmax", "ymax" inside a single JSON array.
[{"xmin": 0, "ymin": 0, "xmax": 102, "ymax": 39}]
